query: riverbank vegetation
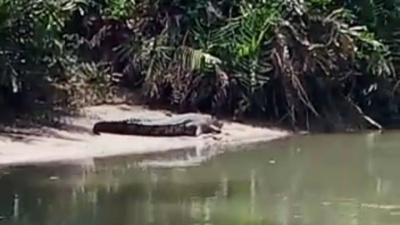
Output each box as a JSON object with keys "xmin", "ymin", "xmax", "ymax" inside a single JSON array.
[{"xmin": 0, "ymin": 0, "xmax": 399, "ymax": 131}]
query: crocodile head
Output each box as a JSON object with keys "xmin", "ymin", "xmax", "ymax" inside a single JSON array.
[
  {"xmin": 197, "ymin": 115, "xmax": 224, "ymax": 135},
  {"xmin": 210, "ymin": 115, "xmax": 223, "ymax": 131}
]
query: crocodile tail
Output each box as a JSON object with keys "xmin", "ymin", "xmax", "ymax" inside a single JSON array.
[
  {"xmin": 92, "ymin": 123, "xmax": 102, "ymax": 135},
  {"xmin": 92, "ymin": 121, "xmax": 134, "ymax": 135}
]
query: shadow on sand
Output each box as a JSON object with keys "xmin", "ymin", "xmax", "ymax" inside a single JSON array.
[{"xmin": 0, "ymin": 103, "xmax": 93, "ymax": 143}]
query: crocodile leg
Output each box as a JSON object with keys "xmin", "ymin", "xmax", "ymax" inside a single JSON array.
[{"xmin": 195, "ymin": 125, "xmax": 203, "ymax": 136}]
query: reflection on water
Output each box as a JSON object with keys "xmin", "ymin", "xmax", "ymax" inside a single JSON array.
[{"xmin": 1, "ymin": 131, "xmax": 400, "ymax": 225}]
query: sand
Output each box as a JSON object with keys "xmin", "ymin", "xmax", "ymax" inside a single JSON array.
[{"xmin": 0, "ymin": 104, "xmax": 291, "ymax": 167}]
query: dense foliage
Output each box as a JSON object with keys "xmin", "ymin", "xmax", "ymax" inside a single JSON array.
[{"xmin": 1, "ymin": 0, "xmax": 400, "ymax": 131}]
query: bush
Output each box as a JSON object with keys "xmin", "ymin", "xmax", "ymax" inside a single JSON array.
[
  {"xmin": 2, "ymin": 0, "xmax": 400, "ymax": 131},
  {"xmin": 0, "ymin": 0, "xmax": 116, "ymax": 125}
]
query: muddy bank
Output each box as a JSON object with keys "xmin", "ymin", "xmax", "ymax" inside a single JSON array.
[{"xmin": 0, "ymin": 104, "xmax": 291, "ymax": 167}]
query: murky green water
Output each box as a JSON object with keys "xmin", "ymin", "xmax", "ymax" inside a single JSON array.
[{"xmin": 1, "ymin": 132, "xmax": 400, "ymax": 225}]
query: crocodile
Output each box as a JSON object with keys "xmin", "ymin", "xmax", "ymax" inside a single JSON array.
[{"xmin": 92, "ymin": 113, "xmax": 224, "ymax": 137}]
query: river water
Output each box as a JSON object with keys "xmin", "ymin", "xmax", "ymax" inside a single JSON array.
[{"xmin": 1, "ymin": 131, "xmax": 400, "ymax": 225}]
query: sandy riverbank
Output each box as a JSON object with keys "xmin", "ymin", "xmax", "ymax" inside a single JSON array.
[{"xmin": 0, "ymin": 104, "xmax": 291, "ymax": 167}]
